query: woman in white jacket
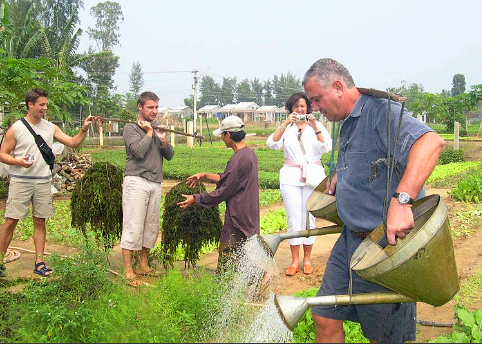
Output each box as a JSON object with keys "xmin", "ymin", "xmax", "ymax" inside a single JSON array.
[{"xmin": 266, "ymin": 92, "xmax": 332, "ymax": 276}]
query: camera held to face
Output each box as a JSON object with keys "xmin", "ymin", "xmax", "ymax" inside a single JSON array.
[{"xmin": 296, "ymin": 114, "xmax": 307, "ymax": 122}]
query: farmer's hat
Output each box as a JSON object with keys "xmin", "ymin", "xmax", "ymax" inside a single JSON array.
[{"xmin": 213, "ymin": 116, "xmax": 245, "ymax": 136}]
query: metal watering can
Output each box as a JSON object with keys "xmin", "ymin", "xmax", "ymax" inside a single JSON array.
[{"xmin": 273, "ymin": 193, "xmax": 459, "ymax": 330}]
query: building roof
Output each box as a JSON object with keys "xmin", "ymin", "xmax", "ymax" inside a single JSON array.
[
  {"xmin": 233, "ymin": 102, "xmax": 259, "ymax": 110},
  {"xmin": 221, "ymin": 104, "xmax": 236, "ymax": 111},
  {"xmin": 198, "ymin": 105, "xmax": 220, "ymax": 112},
  {"xmin": 256, "ymin": 105, "xmax": 280, "ymax": 113},
  {"xmin": 171, "ymin": 106, "xmax": 192, "ymax": 111}
]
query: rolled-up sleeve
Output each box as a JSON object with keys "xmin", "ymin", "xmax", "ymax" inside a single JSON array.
[
  {"xmin": 266, "ymin": 132, "xmax": 284, "ymax": 150},
  {"xmin": 314, "ymin": 123, "xmax": 333, "ymax": 155},
  {"xmin": 194, "ymin": 168, "xmax": 239, "ymax": 209}
]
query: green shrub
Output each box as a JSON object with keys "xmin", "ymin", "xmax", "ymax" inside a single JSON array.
[
  {"xmin": 449, "ymin": 171, "xmax": 482, "ymax": 203},
  {"xmin": 0, "ymin": 180, "xmax": 8, "ymax": 199},
  {"xmin": 438, "ymin": 149, "xmax": 465, "ymax": 165},
  {"xmin": 434, "ymin": 305, "xmax": 482, "ymax": 343}
]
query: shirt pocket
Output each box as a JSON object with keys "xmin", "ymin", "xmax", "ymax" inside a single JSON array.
[{"xmin": 344, "ymin": 152, "xmax": 370, "ymax": 188}]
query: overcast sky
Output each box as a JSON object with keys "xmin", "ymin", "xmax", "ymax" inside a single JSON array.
[{"xmin": 77, "ymin": 0, "xmax": 482, "ymax": 108}]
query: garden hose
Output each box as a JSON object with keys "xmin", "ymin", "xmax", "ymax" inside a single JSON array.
[{"xmin": 2, "ymin": 248, "xmax": 21, "ymax": 263}]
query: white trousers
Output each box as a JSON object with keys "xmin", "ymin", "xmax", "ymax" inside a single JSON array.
[
  {"xmin": 280, "ymin": 184, "xmax": 316, "ymax": 246},
  {"xmin": 121, "ymin": 176, "xmax": 162, "ymax": 251}
]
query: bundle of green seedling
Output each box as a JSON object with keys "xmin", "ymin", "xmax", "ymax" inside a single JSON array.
[
  {"xmin": 161, "ymin": 180, "xmax": 222, "ymax": 269},
  {"xmin": 70, "ymin": 161, "xmax": 124, "ymax": 250}
]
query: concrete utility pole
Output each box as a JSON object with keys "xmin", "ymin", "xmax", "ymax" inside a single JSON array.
[{"xmin": 192, "ymin": 70, "xmax": 199, "ymax": 134}]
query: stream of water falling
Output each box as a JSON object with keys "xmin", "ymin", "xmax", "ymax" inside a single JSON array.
[{"xmin": 206, "ymin": 235, "xmax": 294, "ymax": 343}]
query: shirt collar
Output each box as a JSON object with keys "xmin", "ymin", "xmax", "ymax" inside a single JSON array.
[{"xmin": 347, "ymin": 94, "xmax": 369, "ymax": 119}]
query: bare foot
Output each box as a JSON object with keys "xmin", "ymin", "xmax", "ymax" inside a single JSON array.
[
  {"xmin": 125, "ymin": 271, "xmax": 136, "ymax": 280},
  {"xmin": 136, "ymin": 266, "xmax": 154, "ymax": 276}
]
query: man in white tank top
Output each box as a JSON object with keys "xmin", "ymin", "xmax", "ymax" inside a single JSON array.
[{"xmin": 0, "ymin": 88, "xmax": 96, "ymax": 278}]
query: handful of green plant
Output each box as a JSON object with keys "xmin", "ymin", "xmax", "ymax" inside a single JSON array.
[{"xmin": 160, "ymin": 180, "xmax": 223, "ymax": 269}]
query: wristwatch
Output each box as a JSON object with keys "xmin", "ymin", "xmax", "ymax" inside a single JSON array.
[{"xmin": 393, "ymin": 192, "xmax": 414, "ymax": 205}]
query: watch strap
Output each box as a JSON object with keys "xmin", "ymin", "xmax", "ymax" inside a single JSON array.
[{"xmin": 393, "ymin": 192, "xmax": 414, "ymax": 204}]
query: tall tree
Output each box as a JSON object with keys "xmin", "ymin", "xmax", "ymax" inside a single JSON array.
[
  {"xmin": 128, "ymin": 61, "xmax": 144, "ymax": 97},
  {"xmin": 237, "ymin": 78, "xmax": 254, "ymax": 103},
  {"xmin": 386, "ymin": 80, "xmax": 425, "ymax": 114},
  {"xmin": 199, "ymin": 75, "xmax": 221, "ymax": 107},
  {"xmin": 451, "ymin": 73, "xmax": 466, "ymax": 97},
  {"xmin": 263, "ymin": 79, "xmax": 274, "ymax": 106},
  {"xmin": 219, "ymin": 77, "xmax": 237, "ymax": 106},
  {"xmin": 81, "ymin": 47, "xmax": 119, "ymax": 92},
  {"xmin": 0, "ymin": 4, "xmax": 47, "ymax": 59},
  {"xmin": 251, "ymin": 78, "xmax": 263, "ymax": 105},
  {"xmin": 87, "ymin": 1, "xmax": 124, "ymax": 51},
  {"xmin": 38, "ymin": 0, "xmax": 83, "ymax": 56}
]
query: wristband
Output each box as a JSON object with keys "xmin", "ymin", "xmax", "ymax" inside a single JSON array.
[
  {"xmin": 81, "ymin": 126, "xmax": 88, "ymax": 133},
  {"xmin": 314, "ymin": 131, "xmax": 321, "ymax": 135}
]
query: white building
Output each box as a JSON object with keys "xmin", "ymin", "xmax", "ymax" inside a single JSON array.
[
  {"xmin": 198, "ymin": 105, "xmax": 221, "ymax": 119},
  {"xmin": 169, "ymin": 106, "xmax": 193, "ymax": 118}
]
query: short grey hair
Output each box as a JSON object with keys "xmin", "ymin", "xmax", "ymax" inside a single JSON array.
[{"xmin": 302, "ymin": 58, "xmax": 355, "ymax": 88}]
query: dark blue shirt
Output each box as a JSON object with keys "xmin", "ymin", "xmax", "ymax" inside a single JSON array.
[{"xmin": 336, "ymin": 94, "xmax": 433, "ymax": 232}]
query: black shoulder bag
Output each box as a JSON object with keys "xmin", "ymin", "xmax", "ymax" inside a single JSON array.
[{"xmin": 21, "ymin": 118, "xmax": 55, "ymax": 170}]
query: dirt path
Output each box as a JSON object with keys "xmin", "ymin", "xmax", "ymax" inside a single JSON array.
[{"xmin": 1, "ymin": 184, "xmax": 481, "ymax": 342}]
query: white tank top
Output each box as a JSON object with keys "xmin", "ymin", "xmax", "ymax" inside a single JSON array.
[{"xmin": 9, "ymin": 118, "xmax": 55, "ymax": 182}]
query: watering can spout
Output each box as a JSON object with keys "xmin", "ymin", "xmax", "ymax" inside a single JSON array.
[
  {"xmin": 259, "ymin": 225, "xmax": 342, "ymax": 258},
  {"xmin": 257, "ymin": 234, "xmax": 281, "ymax": 258},
  {"xmin": 274, "ymin": 295, "xmax": 308, "ymax": 331}
]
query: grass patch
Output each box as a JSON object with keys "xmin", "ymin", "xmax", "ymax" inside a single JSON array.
[
  {"xmin": 448, "ymin": 203, "xmax": 482, "ymax": 239},
  {"xmin": 453, "ymin": 265, "xmax": 482, "ymax": 305},
  {"xmin": 427, "ymin": 161, "xmax": 482, "ymax": 186}
]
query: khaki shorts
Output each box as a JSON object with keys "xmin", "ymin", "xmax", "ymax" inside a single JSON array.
[
  {"xmin": 120, "ymin": 176, "xmax": 162, "ymax": 251},
  {"xmin": 5, "ymin": 180, "xmax": 54, "ymax": 220}
]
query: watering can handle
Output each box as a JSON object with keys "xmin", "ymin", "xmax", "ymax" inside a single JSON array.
[{"xmin": 376, "ymin": 195, "xmax": 439, "ymax": 249}]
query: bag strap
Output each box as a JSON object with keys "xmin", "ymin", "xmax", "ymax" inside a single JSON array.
[
  {"xmin": 297, "ymin": 128, "xmax": 308, "ymax": 158},
  {"xmin": 21, "ymin": 118, "xmax": 54, "ymax": 170},
  {"xmin": 21, "ymin": 118, "xmax": 39, "ymax": 138}
]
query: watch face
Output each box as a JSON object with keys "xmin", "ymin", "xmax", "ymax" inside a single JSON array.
[{"xmin": 399, "ymin": 192, "xmax": 410, "ymax": 204}]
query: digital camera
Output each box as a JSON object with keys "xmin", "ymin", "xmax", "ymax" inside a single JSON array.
[
  {"xmin": 296, "ymin": 114, "xmax": 307, "ymax": 122},
  {"xmin": 27, "ymin": 153, "xmax": 34, "ymax": 162}
]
